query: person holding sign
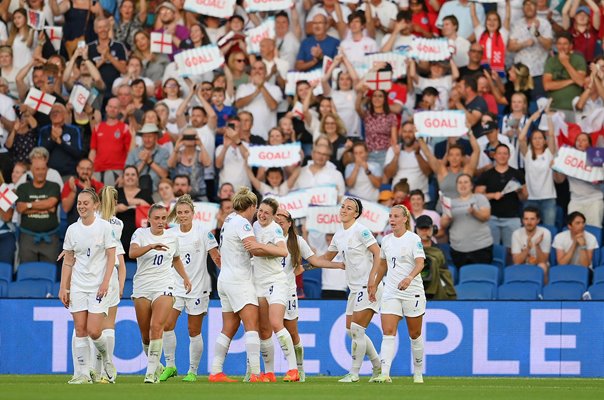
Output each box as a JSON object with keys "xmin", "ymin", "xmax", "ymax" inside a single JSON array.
[
  {"xmin": 159, "ymin": 195, "xmax": 220, "ymax": 383},
  {"xmin": 129, "ymin": 203, "xmax": 192, "ymax": 383},
  {"xmin": 441, "ymin": 174, "xmax": 493, "ymax": 268},
  {"xmin": 322, "ymin": 197, "xmax": 383, "ymax": 383},
  {"xmin": 274, "ymin": 209, "xmax": 344, "ymax": 382},
  {"xmin": 368, "ymin": 204, "xmax": 426, "ymax": 384}
]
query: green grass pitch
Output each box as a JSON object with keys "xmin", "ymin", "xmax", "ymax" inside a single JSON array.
[{"xmin": 1, "ymin": 375, "xmax": 603, "ymax": 400}]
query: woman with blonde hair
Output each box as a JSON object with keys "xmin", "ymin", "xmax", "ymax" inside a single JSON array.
[
  {"xmin": 129, "ymin": 203, "xmax": 192, "ymax": 383},
  {"xmin": 368, "ymin": 204, "xmax": 426, "ymax": 384},
  {"xmin": 159, "ymin": 195, "xmax": 221, "ymax": 382}
]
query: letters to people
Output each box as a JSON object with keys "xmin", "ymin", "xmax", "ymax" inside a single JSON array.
[
  {"xmin": 410, "ymin": 37, "xmax": 453, "ymax": 62},
  {"xmin": 553, "ymin": 146, "xmax": 604, "ymax": 183},
  {"xmin": 356, "ymin": 52, "xmax": 408, "ymax": 80},
  {"xmin": 306, "ymin": 202, "xmax": 389, "ymax": 233},
  {"xmin": 175, "ymin": 45, "xmax": 225, "ymax": 77},
  {"xmin": 414, "ymin": 110, "xmax": 467, "ymax": 137},
  {"xmin": 266, "ymin": 185, "xmax": 338, "ymax": 219},
  {"xmin": 184, "ymin": 0, "xmax": 236, "ymax": 19},
  {"xmin": 285, "ymin": 69, "xmax": 323, "ymax": 96},
  {"xmin": 192, "ymin": 202, "xmax": 220, "ymax": 230},
  {"xmin": 247, "ymin": 143, "xmax": 302, "ymax": 168},
  {"xmin": 245, "ymin": 0, "xmax": 292, "ymax": 12},
  {"xmin": 245, "ymin": 18, "xmax": 275, "ymax": 55}
]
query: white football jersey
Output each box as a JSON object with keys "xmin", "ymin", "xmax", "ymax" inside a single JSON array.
[
  {"xmin": 218, "ymin": 212, "xmax": 255, "ymax": 284},
  {"xmin": 252, "ymin": 220, "xmax": 287, "ymax": 285},
  {"xmin": 63, "ymin": 217, "xmax": 117, "ymax": 293},
  {"xmin": 380, "ymin": 231, "xmax": 426, "ymax": 299},
  {"xmin": 108, "ymin": 216, "xmax": 125, "ymax": 258},
  {"xmin": 131, "ymin": 228, "xmax": 180, "ymax": 293},
  {"xmin": 174, "ymin": 221, "xmax": 218, "ymax": 298},
  {"xmin": 328, "ymin": 221, "xmax": 377, "ymax": 292},
  {"xmin": 282, "ymin": 235, "xmax": 315, "ymax": 290}
]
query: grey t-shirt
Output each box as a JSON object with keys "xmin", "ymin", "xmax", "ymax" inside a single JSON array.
[{"xmin": 449, "ymin": 193, "xmax": 493, "ymax": 252}]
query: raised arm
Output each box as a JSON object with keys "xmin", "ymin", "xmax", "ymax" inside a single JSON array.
[
  {"xmin": 464, "ymin": 131, "xmax": 481, "ymax": 176},
  {"xmin": 470, "ymin": 2, "xmax": 481, "ymax": 28}
]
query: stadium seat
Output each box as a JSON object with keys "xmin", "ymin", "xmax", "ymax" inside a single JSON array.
[
  {"xmin": 125, "ymin": 261, "xmax": 137, "ymax": 281},
  {"xmin": 588, "ymin": 283, "xmax": 604, "ymax": 300},
  {"xmin": 448, "ymin": 265, "xmax": 458, "ymax": 285},
  {"xmin": 539, "ymin": 224, "xmax": 558, "ymax": 239},
  {"xmin": 455, "ymin": 282, "xmax": 496, "ymax": 300},
  {"xmin": 52, "ymin": 282, "xmax": 61, "ymax": 298},
  {"xmin": 504, "ymin": 265, "xmax": 544, "ymax": 287},
  {"xmin": 549, "ymin": 265, "xmax": 590, "ymax": 290},
  {"xmin": 7, "ymin": 281, "xmax": 51, "ymax": 298},
  {"xmin": 593, "ymin": 268, "xmax": 604, "ymax": 285},
  {"xmin": 542, "ymin": 282, "xmax": 585, "ymax": 300},
  {"xmin": 492, "ymin": 244, "xmax": 506, "ymax": 274},
  {"xmin": 302, "ymin": 279, "xmax": 321, "ymax": 299},
  {"xmin": 459, "ymin": 264, "xmax": 499, "ymax": 286},
  {"xmin": 122, "ymin": 280, "xmax": 133, "ymax": 299},
  {"xmin": 549, "ymin": 250, "xmax": 557, "ymax": 267},
  {"xmin": 0, "ymin": 280, "xmax": 7, "ymax": 297},
  {"xmin": 0, "ymin": 262, "xmax": 12, "ymax": 283},
  {"xmin": 497, "ymin": 282, "xmax": 541, "ymax": 300},
  {"xmin": 16, "ymin": 262, "xmax": 57, "ymax": 284},
  {"xmin": 436, "ymin": 243, "xmax": 454, "ymax": 266},
  {"xmin": 593, "ymin": 248, "xmax": 603, "ymax": 267}
]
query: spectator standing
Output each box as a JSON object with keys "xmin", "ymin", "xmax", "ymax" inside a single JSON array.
[
  {"xmin": 295, "ymin": 14, "xmax": 340, "ymax": 72},
  {"xmin": 436, "ymin": 0, "xmax": 485, "ymax": 41},
  {"xmin": 355, "ymin": 88, "xmax": 398, "ymax": 166},
  {"xmin": 562, "ymin": 0, "xmax": 600, "ymax": 63},
  {"xmin": 274, "ymin": 10, "xmax": 301, "ymax": 70},
  {"xmin": 345, "ymin": 142, "xmax": 382, "ymax": 202},
  {"xmin": 61, "ymin": 158, "xmax": 103, "ymax": 225},
  {"xmin": 125, "ymin": 123, "xmax": 169, "ymax": 193}
]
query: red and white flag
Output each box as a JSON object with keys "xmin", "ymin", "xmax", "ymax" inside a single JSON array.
[
  {"xmin": 24, "ymin": 88, "xmax": 56, "ymax": 115},
  {"xmin": 151, "ymin": 32, "xmax": 173, "ymax": 54},
  {"xmin": 45, "ymin": 27, "xmax": 63, "ymax": 51},
  {"xmin": 364, "ymin": 71, "xmax": 392, "ymax": 91},
  {"xmin": 0, "ymin": 184, "xmax": 18, "ymax": 212},
  {"xmin": 68, "ymin": 85, "xmax": 90, "ymax": 113}
]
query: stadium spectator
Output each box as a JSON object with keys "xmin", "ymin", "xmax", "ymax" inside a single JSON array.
[
  {"xmin": 476, "ymin": 143, "xmax": 527, "ymax": 248},
  {"xmin": 384, "ymin": 121, "xmax": 431, "ymax": 202},
  {"xmin": 476, "ymin": 115, "xmax": 517, "ymax": 170},
  {"xmin": 15, "ymin": 147, "xmax": 63, "ymax": 189},
  {"xmin": 345, "ymin": 142, "xmax": 382, "ymax": 202},
  {"xmin": 552, "ymin": 211, "xmax": 598, "ymax": 267},
  {"xmin": 0, "ymin": 90, "xmax": 17, "ymax": 177},
  {"xmin": 215, "ymin": 117, "xmax": 251, "ymax": 191},
  {"xmin": 294, "ymin": 137, "xmax": 345, "ymax": 199},
  {"xmin": 0, "ymin": 46, "xmax": 18, "ymax": 98},
  {"xmin": 543, "ymin": 32, "xmax": 587, "ymax": 123},
  {"xmin": 471, "ymin": 1, "xmax": 510, "ymax": 75},
  {"xmin": 441, "ymin": 174, "xmax": 493, "ymax": 268},
  {"xmin": 380, "ymin": 10, "xmax": 413, "ymax": 52},
  {"xmin": 508, "ymin": 0, "xmax": 553, "ymax": 99},
  {"xmin": 125, "ymin": 123, "xmax": 169, "ymax": 193},
  {"xmin": 157, "ymin": 178, "xmax": 176, "ymax": 208},
  {"xmin": 304, "ymin": 0, "xmax": 349, "ymax": 40},
  {"xmin": 408, "ymin": 190, "xmax": 442, "ymax": 235},
  {"xmin": 511, "ymin": 206, "xmax": 552, "ymax": 281},
  {"xmin": 561, "ymin": 0, "xmax": 600, "ymax": 63},
  {"xmin": 15, "ymin": 155, "xmax": 61, "ymax": 263},
  {"xmin": 450, "ymin": 75, "xmax": 489, "ymax": 137},
  {"xmin": 61, "ymin": 158, "xmax": 103, "ymax": 225},
  {"xmin": 38, "ymin": 103, "xmax": 83, "ymax": 179},
  {"xmin": 87, "ymin": 18, "xmax": 127, "ymax": 100},
  {"xmin": 441, "ymin": 15, "xmax": 470, "ymax": 68},
  {"xmin": 89, "ymin": 97, "xmax": 131, "ymax": 186},
  {"xmin": 167, "ymin": 126, "xmax": 211, "ymax": 201},
  {"xmin": 339, "ymin": 11, "xmax": 378, "ymax": 69},
  {"xmin": 0, "ymin": 173, "xmax": 16, "ymax": 266},
  {"xmin": 113, "ymin": 0, "xmax": 147, "ymax": 51},
  {"xmin": 111, "ymin": 57, "xmax": 155, "ymax": 99},
  {"xmin": 409, "ymin": 58, "xmax": 459, "ymax": 114},
  {"xmin": 296, "ymin": 13, "xmax": 340, "ymax": 72},
  {"xmin": 152, "ymin": 2, "xmax": 189, "ymax": 57},
  {"xmin": 437, "ymin": 0, "xmax": 484, "ymax": 41},
  {"xmin": 172, "ymin": 175, "xmax": 192, "ymax": 198},
  {"xmin": 132, "ymin": 30, "xmax": 170, "ymax": 85},
  {"xmin": 255, "ymin": 38, "xmax": 288, "ymax": 92},
  {"xmin": 274, "ymin": 10, "xmax": 301, "ymax": 70}
]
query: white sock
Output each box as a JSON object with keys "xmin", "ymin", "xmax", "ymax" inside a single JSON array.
[
  {"xmin": 71, "ymin": 331, "xmax": 77, "ymax": 376},
  {"xmin": 188, "ymin": 335, "xmax": 203, "ymax": 374},
  {"xmin": 380, "ymin": 335, "xmax": 396, "ymax": 376},
  {"xmin": 146, "ymin": 339, "xmax": 163, "ymax": 377},
  {"xmin": 74, "ymin": 336, "xmax": 90, "ymax": 378},
  {"xmin": 350, "ymin": 322, "xmax": 366, "ymax": 375},
  {"xmin": 365, "ymin": 334, "xmax": 381, "ymax": 369},
  {"xmin": 90, "ymin": 337, "xmax": 102, "ymax": 375},
  {"xmin": 411, "ymin": 335, "xmax": 424, "ymax": 373},
  {"xmin": 210, "ymin": 333, "xmax": 231, "ymax": 374},
  {"xmin": 245, "ymin": 331, "xmax": 261, "ymax": 375},
  {"xmin": 294, "ymin": 341, "xmax": 304, "ymax": 371},
  {"xmin": 104, "ymin": 329, "xmax": 115, "ymax": 364},
  {"xmin": 260, "ymin": 338, "xmax": 274, "ymax": 373},
  {"xmin": 163, "ymin": 330, "xmax": 177, "ymax": 368},
  {"xmin": 276, "ymin": 328, "xmax": 297, "ymax": 370}
]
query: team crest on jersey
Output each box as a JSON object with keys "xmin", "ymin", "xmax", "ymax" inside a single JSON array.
[
  {"xmin": 208, "ymin": 232, "xmax": 215, "ymax": 240},
  {"xmin": 62, "ymin": 133, "xmax": 71, "ymax": 143},
  {"xmin": 114, "ymin": 130, "xmax": 121, "ymax": 139},
  {"xmin": 244, "ymin": 224, "xmax": 252, "ymax": 232},
  {"xmin": 361, "ymin": 230, "xmax": 371, "ymax": 239},
  {"xmin": 275, "ymin": 227, "xmax": 283, "ymax": 236},
  {"xmin": 417, "ymin": 241, "xmax": 423, "ymax": 250}
]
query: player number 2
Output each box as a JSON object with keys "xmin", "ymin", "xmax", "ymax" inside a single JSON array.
[
  {"xmin": 153, "ymin": 254, "xmax": 164, "ymax": 266},
  {"xmin": 357, "ymin": 291, "xmax": 363, "ymax": 302}
]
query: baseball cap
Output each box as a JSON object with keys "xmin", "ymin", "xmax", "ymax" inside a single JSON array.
[
  {"xmin": 576, "ymin": 6, "xmax": 591, "ymax": 16},
  {"xmin": 479, "ymin": 120, "xmax": 498, "ymax": 136},
  {"xmin": 415, "ymin": 215, "xmax": 434, "ymax": 229},
  {"xmin": 378, "ymin": 190, "xmax": 393, "ymax": 201}
]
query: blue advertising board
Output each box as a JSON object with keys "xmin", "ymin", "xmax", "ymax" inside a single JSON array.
[{"xmin": 0, "ymin": 300, "xmax": 602, "ymax": 377}]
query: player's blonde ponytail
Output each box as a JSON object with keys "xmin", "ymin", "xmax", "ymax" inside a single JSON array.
[
  {"xmin": 232, "ymin": 186, "xmax": 257, "ymax": 212},
  {"xmin": 99, "ymin": 186, "xmax": 118, "ymax": 221}
]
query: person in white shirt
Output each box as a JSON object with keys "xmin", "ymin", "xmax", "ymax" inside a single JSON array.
[
  {"xmin": 274, "ymin": 209, "xmax": 344, "ymax": 383},
  {"xmin": 368, "ymin": 204, "xmax": 426, "ymax": 384},
  {"xmin": 436, "ymin": 0, "xmax": 485, "ymax": 41},
  {"xmin": 274, "ymin": 10, "xmax": 301, "ymax": 70},
  {"xmin": 322, "ymin": 198, "xmax": 383, "ymax": 383},
  {"xmin": 552, "ymin": 211, "xmax": 598, "ymax": 268},
  {"xmin": 380, "ymin": 10, "xmax": 413, "ymax": 52},
  {"xmin": 359, "ymin": 0, "xmax": 399, "ymax": 45},
  {"xmin": 442, "ymin": 15, "xmax": 470, "ymax": 68},
  {"xmin": 340, "ymin": 11, "xmax": 378, "ymax": 70},
  {"xmin": 511, "ymin": 206, "xmax": 552, "ymax": 281},
  {"xmin": 159, "ymin": 195, "xmax": 221, "ymax": 383},
  {"xmin": 215, "ymin": 118, "xmax": 251, "ymax": 191},
  {"xmin": 345, "ymin": 142, "xmax": 382, "ymax": 202},
  {"xmin": 246, "ymin": 198, "xmax": 297, "ymax": 382},
  {"xmin": 235, "ymin": 61, "xmax": 282, "ymax": 141},
  {"xmin": 59, "ymin": 188, "xmax": 117, "ymax": 384},
  {"xmin": 294, "ymin": 137, "xmax": 346, "ymax": 198},
  {"xmin": 208, "ymin": 187, "xmax": 281, "ymax": 383},
  {"xmin": 129, "ymin": 203, "xmax": 192, "ymax": 383}
]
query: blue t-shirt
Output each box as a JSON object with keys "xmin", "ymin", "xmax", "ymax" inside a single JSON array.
[
  {"xmin": 212, "ymin": 105, "xmax": 237, "ymax": 146},
  {"xmin": 297, "ymin": 36, "xmax": 340, "ymax": 69}
]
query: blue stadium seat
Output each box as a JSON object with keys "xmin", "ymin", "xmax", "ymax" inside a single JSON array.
[
  {"xmin": 539, "ymin": 224, "xmax": 558, "ymax": 240},
  {"xmin": 52, "ymin": 282, "xmax": 61, "ymax": 298},
  {"xmin": 302, "ymin": 279, "xmax": 321, "ymax": 299},
  {"xmin": 593, "ymin": 268, "xmax": 604, "ymax": 285},
  {"xmin": 549, "ymin": 250, "xmax": 558, "ymax": 267},
  {"xmin": 125, "ymin": 261, "xmax": 137, "ymax": 281},
  {"xmin": 497, "ymin": 282, "xmax": 541, "ymax": 300},
  {"xmin": 593, "ymin": 248, "xmax": 603, "ymax": 267},
  {"xmin": 436, "ymin": 243, "xmax": 454, "ymax": 266},
  {"xmin": 7, "ymin": 281, "xmax": 51, "ymax": 298},
  {"xmin": 16, "ymin": 262, "xmax": 57, "ymax": 283},
  {"xmin": 0, "ymin": 262, "xmax": 12, "ymax": 283},
  {"xmin": 492, "ymin": 244, "xmax": 506, "ymax": 273},
  {"xmin": 122, "ymin": 280, "xmax": 133, "ymax": 299},
  {"xmin": 549, "ymin": 265, "xmax": 590, "ymax": 290},
  {"xmin": 504, "ymin": 265, "xmax": 544, "ymax": 287},
  {"xmin": 455, "ymin": 282, "xmax": 496, "ymax": 300},
  {"xmin": 448, "ymin": 265, "xmax": 458, "ymax": 285},
  {"xmin": 459, "ymin": 264, "xmax": 499, "ymax": 286},
  {"xmin": 0, "ymin": 280, "xmax": 7, "ymax": 297},
  {"xmin": 588, "ymin": 283, "xmax": 604, "ymax": 300},
  {"xmin": 542, "ymin": 282, "xmax": 585, "ymax": 300}
]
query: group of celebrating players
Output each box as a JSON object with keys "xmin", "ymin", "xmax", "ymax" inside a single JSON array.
[{"xmin": 58, "ymin": 186, "xmax": 427, "ymax": 385}]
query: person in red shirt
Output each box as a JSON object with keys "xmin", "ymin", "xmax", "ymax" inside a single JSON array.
[
  {"xmin": 409, "ymin": 0, "xmax": 440, "ymax": 38},
  {"xmin": 563, "ymin": 2, "xmax": 600, "ymax": 63},
  {"xmin": 89, "ymin": 97, "xmax": 132, "ymax": 186},
  {"xmin": 61, "ymin": 158, "xmax": 104, "ymax": 225}
]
